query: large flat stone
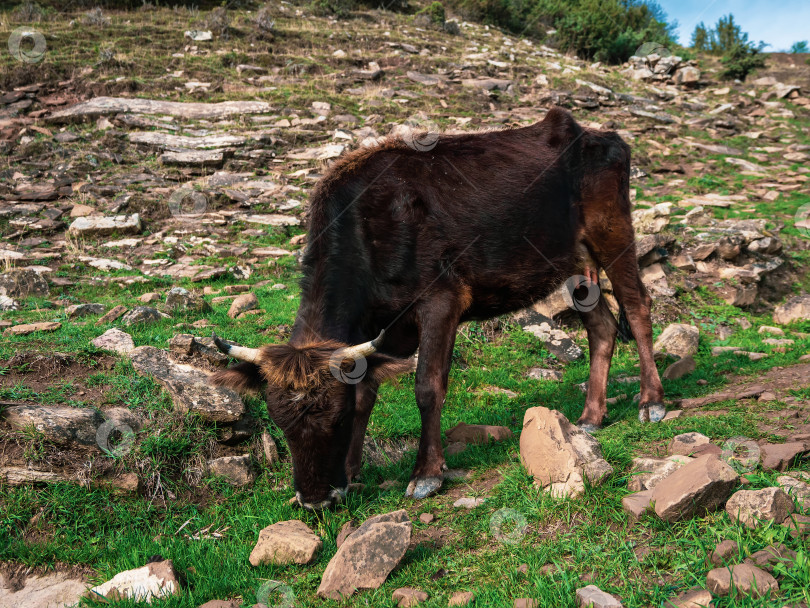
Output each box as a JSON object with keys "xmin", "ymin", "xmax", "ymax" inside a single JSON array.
[
  {"xmin": 3, "ymin": 405, "xmax": 103, "ymax": 446},
  {"xmin": 129, "ymin": 346, "xmax": 245, "ymax": 423},
  {"xmin": 68, "ymin": 214, "xmax": 141, "ymax": 237},
  {"xmin": 651, "ymin": 455, "xmax": 738, "ymax": 522},
  {"xmin": 249, "ymin": 520, "xmax": 322, "ymax": 566},
  {"xmin": 706, "ymin": 563, "xmax": 778, "ymax": 598},
  {"xmin": 725, "ymin": 487, "xmax": 794, "ymax": 528}
]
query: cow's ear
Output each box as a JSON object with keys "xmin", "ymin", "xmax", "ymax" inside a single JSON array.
[{"xmin": 367, "ymin": 354, "xmax": 416, "ymax": 383}]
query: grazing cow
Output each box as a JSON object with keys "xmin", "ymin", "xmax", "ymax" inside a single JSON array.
[{"xmin": 211, "ymin": 107, "xmax": 665, "ymax": 510}]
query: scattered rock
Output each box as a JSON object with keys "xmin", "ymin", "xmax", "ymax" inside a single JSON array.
[
  {"xmin": 4, "ymin": 321, "xmax": 61, "ymax": 336},
  {"xmin": 91, "ymin": 328, "xmax": 135, "ymax": 355},
  {"xmin": 663, "ymin": 588, "xmax": 713, "ymax": 608},
  {"xmin": 628, "ymin": 455, "xmax": 692, "ymax": 492},
  {"xmin": 575, "ymin": 584, "xmax": 623, "ymax": 608},
  {"xmin": 668, "ymin": 432, "xmax": 711, "ymax": 456},
  {"xmin": 89, "ymin": 560, "xmax": 180, "ymax": 603},
  {"xmin": 651, "ymin": 455, "xmax": 738, "ymax": 522},
  {"xmin": 725, "ymin": 487, "xmax": 794, "ymax": 528},
  {"xmin": 709, "ymin": 539, "xmax": 738, "ymax": 566},
  {"xmin": 0, "ymin": 571, "xmax": 87, "ymax": 608},
  {"xmin": 526, "ymin": 367, "xmax": 563, "ymax": 381},
  {"xmin": 336, "ymin": 521, "xmax": 357, "ymax": 548},
  {"xmin": 773, "ymin": 294, "xmax": 810, "ymax": 325},
  {"xmin": 522, "ymin": 320, "xmax": 583, "ymax": 362},
  {"xmin": 96, "ymin": 304, "xmax": 128, "ymax": 325},
  {"xmin": 121, "ymin": 306, "xmax": 166, "ymax": 326},
  {"xmin": 622, "ymin": 489, "xmax": 653, "ymax": 521},
  {"xmin": 3, "ymin": 405, "xmax": 102, "ymax": 446},
  {"xmin": 169, "ymin": 334, "xmax": 228, "ymax": 366},
  {"xmin": 745, "ymin": 543, "xmax": 797, "ymax": 573},
  {"xmin": 261, "ymin": 431, "xmax": 279, "ymax": 464},
  {"xmin": 776, "ymin": 474, "xmax": 810, "ymax": 508},
  {"xmin": 514, "ymin": 599, "xmax": 537, "ymax": 608},
  {"xmin": 706, "ymin": 563, "xmax": 778, "ymax": 598},
  {"xmin": 66, "ymin": 303, "xmax": 105, "ymax": 318},
  {"xmin": 760, "ymin": 442, "xmax": 808, "ymax": 471},
  {"xmin": 662, "ymin": 355, "xmax": 695, "ymax": 380},
  {"xmin": 165, "ymin": 287, "xmax": 211, "ymax": 313},
  {"xmin": 248, "ymin": 520, "xmax": 322, "ymax": 566},
  {"xmin": 519, "ymin": 406, "xmax": 613, "ymax": 498},
  {"xmin": 228, "ymin": 292, "xmax": 258, "ymax": 318},
  {"xmin": 445, "ymin": 422, "xmax": 512, "ymax": 444},
  {"xmin": 0, "ymin": 467, "xmax": 63, "ymax": 485},
  {"xmin": 130, "ymin": 346, "xmax": 245, "ymax": 422},
  {"xmin": 449, "ymin": 591, "xmax": 475, "ymax": 606},
  {"xmin": 419, "ymin": 513, "xmax": 435, "ymax": 524},
  {"xmin": 654, "ymin": 324, "xmax": 699, "ymax": 358},
  {"xmin": 0, "ymin": 268, "xmax": 49, "ymax": 298},
  {"xmin": 453, "ymin": 497, "xmax": 486, "ymax": 509},
  {"xmin": 392, "ymin": 587, "xmax": 429, "ymax": 607},
  {"xmin": 317, "ymin": 510, "xmax": 412, "ymax": 599},
  {"xmin": 68, "ymin": 214, "xmax": 141, "ymax": 236},
  {"xmin": 207, "ymin": 454, "xmax": 255, "ymax": 487}
]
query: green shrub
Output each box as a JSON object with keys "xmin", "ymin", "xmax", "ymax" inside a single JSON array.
[
  {"xmin": 719, "ymin": 43, "xmax": 767, "ymax": 81},
  {"xmin": 416, "ymin": 1, "xmax": 446, "ymax": 24}
]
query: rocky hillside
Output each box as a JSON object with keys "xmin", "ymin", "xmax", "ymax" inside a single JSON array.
[{"xmin": 1, "ymin": 3, "xmax": 809, "ymax": 608}]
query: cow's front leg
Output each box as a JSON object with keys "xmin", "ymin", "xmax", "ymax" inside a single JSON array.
[
  {"xmin": 405, "ymin": 297, "xmax": 462, "ymax": 499},
  {"xmin": 345, "ymin": 381, "xmax": 379, "ymax": 481}
]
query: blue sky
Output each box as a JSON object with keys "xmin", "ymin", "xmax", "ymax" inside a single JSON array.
[{"xmin": 656, "ymin": 0, "xmax": 809, "ymax": 52}]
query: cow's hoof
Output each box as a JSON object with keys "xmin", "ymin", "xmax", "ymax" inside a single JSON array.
[
  {"xmin": 639, "ymin": 402, "xmax": 667, "ymax": 423},
  {"xmin": 405, "ymin": 476, "xmax": 443, "ymax": 499},
  {"xmin": 577, "ymin": 422, "xmax": 602, "ymax": 434}
]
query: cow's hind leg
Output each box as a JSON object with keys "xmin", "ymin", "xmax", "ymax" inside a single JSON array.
[
  {"xmin": 345, "ymin": 380, "xmax": 379, "ymax": 481},
  {"xmin": 597, "ymin": 248, "xmax": 665, "ymax": 422},
  {"xmin": 576, "ymin": 295, "xmax": 618, "ymax": 432},
  {"xmin": 405, "ymin": 293, "xmax": 463, "ymax": 499}
]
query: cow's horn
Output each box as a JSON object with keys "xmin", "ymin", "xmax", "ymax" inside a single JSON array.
[
  {"xmin": 339, "ymin": 329, "xmax": 385, "ymax": 361},
  {"xmin": 212, "ymin": 332, "xmax": 261, "ymax": 363}
]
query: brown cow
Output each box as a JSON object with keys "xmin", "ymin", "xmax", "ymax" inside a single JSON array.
[{"xmin": 211, "ymin": 107, "xmax": 665, "ymax": 509}]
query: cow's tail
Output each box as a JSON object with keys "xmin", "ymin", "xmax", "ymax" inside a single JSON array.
[
  {"xmin": 210, "ymin": 362, "xmax": 265, "ymax": 394},
  {"xmin": 617, "ymin": 305, "xmax": 633, "ymax": 343}
]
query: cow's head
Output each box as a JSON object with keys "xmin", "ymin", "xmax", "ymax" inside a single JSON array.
[{"xmin": 209, "ymin": 331, "xmax": 411, "ymax": 510}]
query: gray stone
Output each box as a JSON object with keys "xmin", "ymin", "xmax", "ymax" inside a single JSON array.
[
  {"xmin": 122, "ymin": 306, "xmax": 166, "ymax": 326},
  {"xmin": 208, "ymin": 454, "xmax": 254, "ymax": 487},
  {"xmin": 0, "ymin": 467, "xmax": 64, "ymax": 485},
  {"xmin": 522, "ymin": 318, "xmax": 583, "ymax": 362},
  {"xmin": 663, "ymin": 355, "xmax": 696, "ymax": 380},
  {"xmin": 3, "ymin": 405, "xmax": 102, "ymax": 447},
  {"xmin": 669, "ymin": 432, "xmax": 711, "ymax": 456},
  {"xmin": 392, "ymin": 587, "xmax": 429, "ymax": 607},
  {"xmin": 575, "ymin": 585, "xmax": 623, "ymax": 608},
  {"xmin": 0, "ymin": 571, "xmax": 87, "ymax": 608},
  {"xmin": 317, "ymin": 510, "xmax": 412, "ymax": 599},
  {"xmin": 0, "ymin": 268, "xmax": 49, "ymax": 298},
  {"xmin": 773, "ymin": 295, "xmax": 810, "ymax": 325},
  {"xmin": 89, "ymin": 560, "xmax": 180, "ymax": 603},
  {"xmin": 91, "ymin": 328, "xmax": 135, "ymax": 355},
  {"xmin": 248, "ymin": 520, "xmax": 322, "ymax": 566},
  {"xmin": 165, "ymin": 287, "xmax": 211, "ymax": 313},
  {"xmin": 129, "ymin": 346, "xmax": 245, "ymax": 422},
  {"xmin": 654, "ymin": 324, "xmax": 699, "ymax": 358},
  {"xmin": 725, "ymin": 487, "xmax": 794, "ymax": 528},
  {"xmin": 453, "ymin": 497, "xmax": 486, "ymax": 509},
  {"xmin": 66, "ymin": 303, "xmax": 105, "ymax": 318},
  {"xmin": 68, "ymin": 214, "xmax": 141, "ymax": 236}
]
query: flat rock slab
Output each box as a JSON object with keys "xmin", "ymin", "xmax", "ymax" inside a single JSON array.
[
  {"xmin": 0, "ymin": 571, "xmax": 87, "ymax": 608},
  {"xmin": 130, "ymin": 346, "xmax": 245, "ymax": 423},
  {"xmin": 760, "ymin": 442, "xmax": 808, "ymax": 471},
  {"xmin": 706, "ymin": 563, "xmax": 778, "ymax": 598},
  {"xmin": 725, "ymin": 487, "xmax": 794, "ymax": 528},
  {"xmin": 160, "ymin": 149, "xmax": 224, "ymax": 168},
  {"xmin": 88, "ymin": 560, "xmax": 180, "ymax": 603},
  {"xmin": 773, "ymin": 295, "xmax": 810, "ymax": 325},
  {"xmin": 0, "ymin": 268, "xmax": 49, "ymax": 298},
  {"xmin": 130, "ymin": 132, "xmax": 248, "ymax": 150},
  {"xmin": 241, "ymin": 214, "xmax": 301, "ymax": 227},
  {"xmin": 91, "ymin": 328, "xmax": 135, "ymax": 355},
  {"xmin": 68, "ymin": 214, "xmax": 141, "ymax": 236},
  {"xmin": 4, "ymin": 321, "xmax": 61, "ymax": 336},
  {"xmin": 445, "ymin": 422, "xmax": 512, "ymax": 444},
  {"xmin": 523, "ymin": 322, "xmax": 583, "ymax": 362},
  {"xmin": 669, "ymin": 432, "xmax": 711, "ymax": 456},
  {"xmin": 520, "ymin": 406, "xmax": 613, "ymax": 498},
  {"xmin": 3, "ymin": 405, "xmax": 103, "ymax": 446},
  {"xmin": 663, "ymin": 588, "xmax": 713, "ymax": 608},
  {"xmin": 622, "ymin": 489, "xmax": 653, "ymax": 521},
  {"xmin": 47, "ymin": 97, "xmax": 272, "ymax": 123},
  {"xmin": 317, "ymin": 509, "xmax": 412, "ymax": 599},
  {"xmin": 575, "ymin": 584, "xmax": 623, "ymax": 607},
  {"xmin": 651, "ymin": 455, "xmax": 738, "ymax": 522},
  {"xmin": 208, "ymin": 455, "xmax": 255, "ymax": 487},
  {"xmin": 249, "ymin": 520, "xmax": 322, "ymax": 566},
  {"xmin": 628, "ymin": 455, "xmax": 692, "ymax": 492},
  {"xmin": 0, "ymin": 467, "xmax": 63, "ymax": 485}
]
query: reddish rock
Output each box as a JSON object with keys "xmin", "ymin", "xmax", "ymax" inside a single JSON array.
[
  {"xmin": 708, "ymin": 540, "xmax": 737, "ymax": 567},
  {"xmin": 249, "ymin": 520, "xmax": 322, "ymax": 566},
  {"xmin": 706, "ymin": 563, "xmax": 778, "ymax": 598},
  {"xmin": 668, "ymin": 432, "xmax": 710, "ymax": 456},
  {"xmin": 725, "ymin": 487, "xmax": 794, "ymax": 528},
  {"xmin": 449, "ymin": 591, "xmax": 475, "ymax": 606},
  {"xmin": 663, "ymin": 588, "xmax": 713, "ymax": 608},
  {"xmin": 760, "ymin": 442, "xmax": 808, "ymax": 471},
  {"xmin": 419, "ymin": 513, "xmax": 435, "ymax": 524},
  {"xmin": 622, "ymin": 489, "xmax": 653, "ymax": 521},
  {"xmin": 336, "ymin": 521, "xmax": 357, "ymax": 548},
  {"xmin": 392, "ymin": 587, "xmax": 429, "ymax": 607},
  {"xmin": 651, "ymin": 455, "xmax": 739, "ymax": 522}
]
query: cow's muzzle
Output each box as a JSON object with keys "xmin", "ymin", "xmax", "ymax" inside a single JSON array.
[{"xmin": 296, "ymin": 486, "xmax": 347, "ymax": 511}]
